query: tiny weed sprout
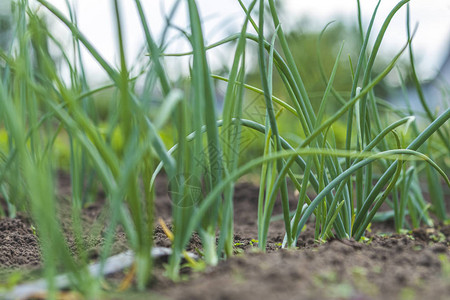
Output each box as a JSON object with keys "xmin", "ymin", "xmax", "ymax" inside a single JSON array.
[{"xmin": 0, "ymin": 0, "xmax": 448, "ymax": 298}]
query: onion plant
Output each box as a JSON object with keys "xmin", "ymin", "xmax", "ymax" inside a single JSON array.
[
  {"xmin": 1, "ymin": 0, "xmax": 164, "ymax": 295},
  {"xmin": 158, "ymin": 0, "xmax": 258, "ymax": 279},
  {"xmin": 165, "ymin": 0, "xmax": 448, "ymax": 253},
  {"xmin": 233, "ymin": 0, "xmax": 448, "ymax": 247},
  {"xmin": 158, "ymin": 0, "xmax": 448, "ymax": 259}
]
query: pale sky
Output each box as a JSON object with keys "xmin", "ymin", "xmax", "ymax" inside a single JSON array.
[{"xmin": 31, "ymin": 0, "xmax": 450, "ymax": 84}]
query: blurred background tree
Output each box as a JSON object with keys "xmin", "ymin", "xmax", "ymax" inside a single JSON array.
[
  {"xmin": 241, "ymin": 21, "xmax": 368, "ymax": 149},
  {"xmin": 244, "ymin": 20, "xmax": 392, "ymax": 113}
]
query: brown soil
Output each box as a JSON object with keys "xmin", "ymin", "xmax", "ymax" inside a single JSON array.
[
  {"xmin": 0, "ymin": 173, "xmax": 449, "ymax": 300},
  {"xmin": 0, "ymin": 216, "xmax": 40, "ymax": 269}
]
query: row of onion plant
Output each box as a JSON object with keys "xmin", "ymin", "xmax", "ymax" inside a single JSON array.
[{"xmin": 0, "ymin": 0, "xmax": 448, "ymax": 297}]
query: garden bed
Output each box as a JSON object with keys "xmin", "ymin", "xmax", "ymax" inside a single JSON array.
[
  {"xmin": 1, "ymin": 173, "xmax": 449, "ymax": 300},
  {"xmin": 1, "ymin": 0, "xmax": 449, "ymax": 299}
]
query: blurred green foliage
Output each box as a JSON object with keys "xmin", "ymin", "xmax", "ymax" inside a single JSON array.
[
  {"xmin": 247, "ymin": 22, "xmax": 359, "ymax": 111},
  {"xmin": 235, "ymin": 22, "xmax": 367, "ymax": 154}
]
